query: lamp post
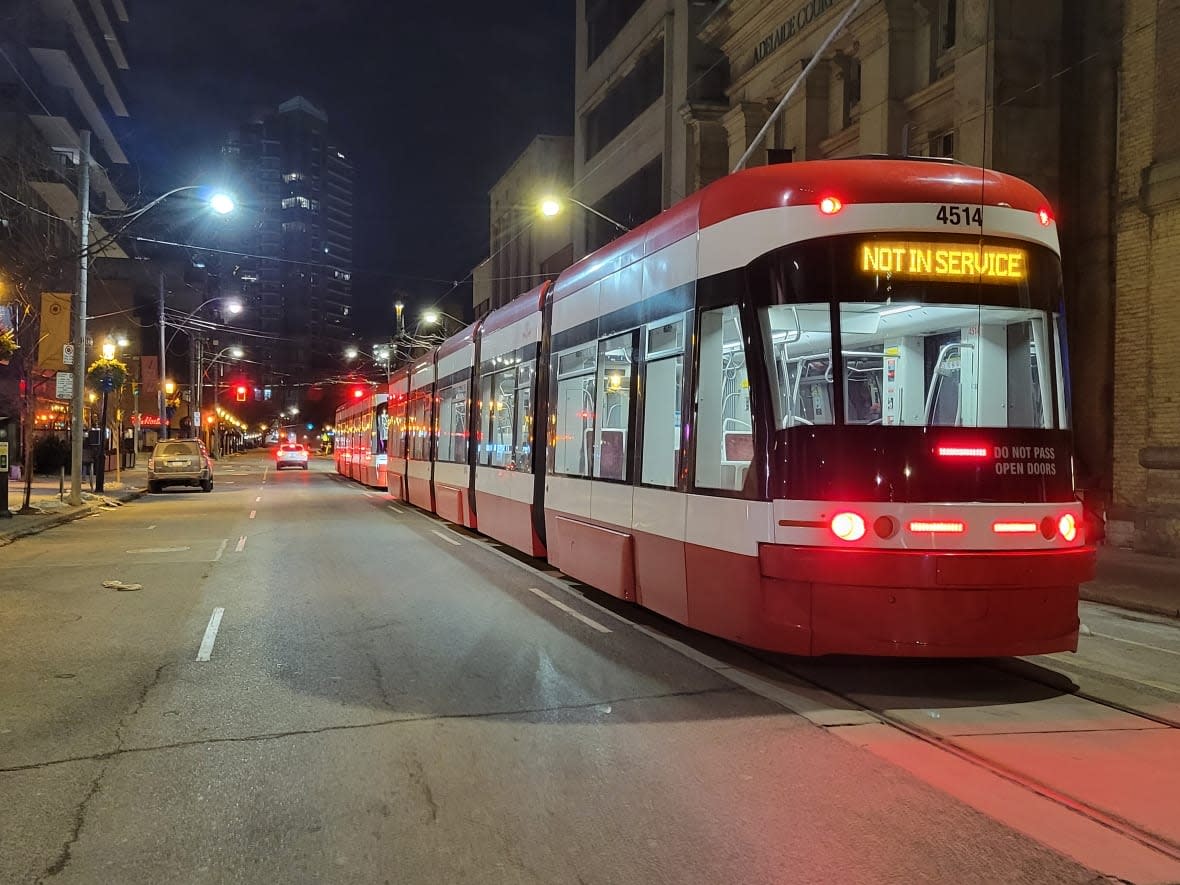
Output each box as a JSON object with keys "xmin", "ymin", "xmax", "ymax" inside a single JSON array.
[
  {"xmin": 203, "ymin": 345, "xmax": 242, "ymax": 456},
  {"xmin": 93, "ymin": 340, "xmax": 118, "ymax": 493},
  {"xmin": 538, "ymin": 195, "xmax": 630, "ymax": 234},
  {"xmin": 65, "ymin": 143, "xmax": 235, "ymax": 504}
]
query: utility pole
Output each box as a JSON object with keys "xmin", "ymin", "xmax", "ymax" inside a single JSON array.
[
  {"xmin": 195, "ymin": 336, "xmax": 203, "ymax": 445},
  {"xmin": 68, "ymin": 130, "xmax": 91, "ymax": 507},
  {"xmin": 158, "ymin": 273, "xmax": 167, "ymax": 439}
]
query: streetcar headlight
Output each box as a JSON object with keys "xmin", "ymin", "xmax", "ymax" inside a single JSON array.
[{"xmin": 830, "ymin": 512, "xmax": 866, "ymax": 542}]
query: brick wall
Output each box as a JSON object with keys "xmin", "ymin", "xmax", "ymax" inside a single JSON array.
[{"xmin": 1112, "ymin": 0, "xmax": 1180, "ymax": 554}]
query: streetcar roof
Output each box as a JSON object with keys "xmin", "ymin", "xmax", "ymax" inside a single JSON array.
[{"xmin": 552, "ymin": 159, "xmax": 1053, "ymax": 303}]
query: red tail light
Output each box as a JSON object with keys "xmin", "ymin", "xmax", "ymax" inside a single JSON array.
[
  {"xmin": 819, "ymin": 196, "xmax": 843, "ymax": 216},
  {"xmin": 992, "ymin": 521, "xmax": 1039, "ymax": 534},
  {"xmin": 907, "ymin": 520, "xmax": 966, "ymax": 534},
  {"xmin": 830, "ymin": 512, "xmax": 866, "ymax": 542},
  {"xmin": 1058, "ymin": 513, "xmax": 1078, "ymax": 542},
  {"xmin": 937, "ymin": 446, "xmax": 989, "ymax": 459},
  {"xmin": 1037, "ymin": 207, "xmax": 1053, "ymax": 227}
]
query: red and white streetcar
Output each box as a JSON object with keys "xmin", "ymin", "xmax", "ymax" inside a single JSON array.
[{"xmin": 339, "ymin": 158, "xmax": 1095, "ymax": 657}]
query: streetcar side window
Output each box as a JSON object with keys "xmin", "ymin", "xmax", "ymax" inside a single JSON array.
[
  {"xmin": 375, "ymin": 403, "xmax": 389, "ymax": 455},
  {"xmin": 515, "ymin": 361, "xmax": 535, "ymax": 473},
  {"xmin": 388, "ymin": 398, "xmax": 407, "ymax": 459},
  {"xmin": 435, "ymin": 381, "xmax": 468, "ymax": 464},
  {"xmin": 594, "ymin": 332, "xmax": 637, "ymax": 481},
  {"xmin": 640, "ymin": 315, "xmax": 686, "ymax": 488},
  {"xmin": 409, "ymin": 393, "xmax": 431, "ymax": 460},
  {"xmin": 478, "ymin": 373, "xmax": 494, "ymax": 465},
  {"xmin": 552, "ymin": 343, "xmax": 597, "ymax": 477},
  {"xmin": 489, "ymin": 368, "xmax": 516, "ymax": 468},
  {"xmin": 695, "ymin": 305, "xmax": 752, "ymax": 492}
]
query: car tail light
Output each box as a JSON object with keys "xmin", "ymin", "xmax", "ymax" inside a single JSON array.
[
  {"xmin": 907, "ymin": 520, "xmax": 966, "ymax": 534},
  {"xmin": 147, "ymin": 458, "xmax": 154, "ymax": 470},
  {"xmin": 1058, "ymin": 513, "xmax": 1078, "ymax": 542},
  {"xmin": 830, "ymin": 512, "xmax": 866, "ymax": 542},
  {"xmin": 992, "ymin": 521, "xmax": 1038, "ymax": 534}
]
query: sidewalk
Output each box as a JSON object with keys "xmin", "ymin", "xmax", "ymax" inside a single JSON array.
[
  {"xmin": 2, "ymin": 463, "xmax": 1178, "ymax": 620},
  {"xmin": 1, "ymin": 461, "xmax": 150, "ymax": 547}
]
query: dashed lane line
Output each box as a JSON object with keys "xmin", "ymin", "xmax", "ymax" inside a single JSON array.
[
  {"xmin": 249, "ymin": 510, "xmax": 257, "ymax": 519},
  {"xmin": 526, "ymin": 587, "xmax": 612, "ymax": 634},
  {"xmin": 235, "ymin": 536, "xmax": 247, "ymax": 553},
  {"xmin": 431, "ymin": 529, "xmax": 461, "ymax": 546},
  {"xmin": 213, "ymin": 539, "xmax": 228, "ymax": 562},
  {"xmin": 196, "ymin": 607, "xmax": 225, "ymax": 662},
  {"xmin": 388, "ymin": 505, "xmax": 404, "ymax": 514}
]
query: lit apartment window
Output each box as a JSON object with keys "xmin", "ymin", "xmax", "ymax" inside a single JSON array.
[
  {"xmin": 281, "ymin": 196, "xmax": 311, "ymax": 209},
  {"xmin": 282, "ymin": 172, "xmax": 304, "ymax": 182}
]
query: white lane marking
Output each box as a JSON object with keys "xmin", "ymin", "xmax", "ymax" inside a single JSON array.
[
  {"xmin": 196, "ymin": 607, "xmax": 225, "ymax": 662},
  {"xmin": 388, "ymin": 505, "xmax": 404, "ymax": 514},
  {"xmin": 364, "ymin": 491, "xmax": 376, "ymax": 498},
  {"xmin": 1090, "ymin": 632, "xmax": 1180, "ymax": 658},
  {"xmin": 126, "ymin": 546, "xmax": 191, "ymax": 554},
  {"xmin": 235, "ymin": 536, "xmax": 247, "ymax": 553},
  {"xmin": 249, "ymin": 510, "xmax": 257, "ymax": 519},
  {"xmin": 146, "ymin": 525, "xmax": 157, "ymax": 531},
  {"xmin": 213, "ymin": 539, "xmax": 228, "ymax": 562},
  {"xmin": 526, "ymin": 587, "xmax": 612, "ymax": 634},
  {"xmin": 431, "ymin": 529, "xmax": 461, "ymax": 546},
  {"xmin": 255, "ymin": 496, "xmax": 262, "ymax": 503}
]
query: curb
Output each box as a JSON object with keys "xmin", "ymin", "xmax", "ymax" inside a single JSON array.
[
  {"xmin": 1079, "ymin": 587, "xmax": 1180, "ymax": 620},
  {"xmin": 0, "ymin": 487, "xmax": 147, "ymax": 547}
]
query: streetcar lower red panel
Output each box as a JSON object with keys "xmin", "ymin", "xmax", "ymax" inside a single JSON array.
[
  {"xmin": 758, "ymin": 545, "xmax": 1094, "ymax": 657},
  {"xmin": 474, "ymin": 491, "xmax": 545, "ymax": 557},
  {"xmin": 434, "ymin": 482, "xmax": 475, "ymax": 529}
]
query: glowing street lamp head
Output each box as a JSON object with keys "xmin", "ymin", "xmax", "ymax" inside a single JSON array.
[
  {"xmin": 229, "ymin": 346, "xmax": 244, "ymax": 359},
  {"xmin": 223, "ymin": 299, "xmax": 243, "ymax": 315},
  {"xmin": 209, "ymin": 192, "xmax": 236, "ymax": 215},
  {"xmin": 422, "ymin": 309, "xmax": 440, "ymax": 325},
  {"xmin": 116, "ymin": 335, "xmax": 130, "ymax": 348},
  {"xmin": 539, "ymin": 197, "xmax": 562, "ymax": 218},
  {"xmin": 101, "ymin": 340, "xmax": 116, "ymax": 360},
  {"xmin": 344, "ymin": 346, "xmax": 359, "ymax": 360},
  {"xmin": 164, "ymin": 380, "xmax": 176, "ymax": 395}
]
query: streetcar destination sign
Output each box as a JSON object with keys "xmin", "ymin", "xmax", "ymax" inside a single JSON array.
[{"xmin": 860, "ymin": 242, "xmax": 1028, "ymax": 282}]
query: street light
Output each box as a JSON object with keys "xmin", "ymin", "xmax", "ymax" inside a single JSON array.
[
  {"xmin": 66, "ymin": 137, "xmax": 238, "ymax": 506},
  {"xmin": 537, "ymin": 194, "xmax": 630, "ymax": 233},
  {"xmin": 421, "ymin": 309, "xmax": 441, "ymax": 326},
  {"xmin": 344, "ymin": 345, "xmax": 359, "ymax": 360}
]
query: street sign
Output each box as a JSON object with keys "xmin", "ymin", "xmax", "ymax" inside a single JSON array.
[
  {"xmin": 55, "ymin": 372, "xmax": 73, "ymax": 399},
  {"xmin": 0, "ymin": 442, "xmax": 8, "ymax": 471},
  {"xmin": 62, "ymin": 343, "xmax": 75, "ymax": 366}
]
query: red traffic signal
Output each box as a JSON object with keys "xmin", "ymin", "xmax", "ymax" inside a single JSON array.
[{"xmin": 235, "ymin": 384, "xmax": 248, "ymax": 403}]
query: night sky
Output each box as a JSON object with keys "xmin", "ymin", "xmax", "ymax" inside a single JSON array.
[{"xmin": 115, "ymin": 1, "xmax": 575, "ymax": 335}]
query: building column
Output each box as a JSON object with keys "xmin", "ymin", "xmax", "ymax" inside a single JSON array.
[
  {"xmin": 723, "ymin": 101, "xmax": 774, "ymax": 169},
  {"xmin": 681, "ymin": 100, "xmax": 730, "ymax": 191}
]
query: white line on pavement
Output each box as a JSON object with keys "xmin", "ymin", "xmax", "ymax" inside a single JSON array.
[
  {"xmin": 146, "ymin": 525, "xmax": 157, "ymax": 530},
  {"xmin": 255, "ymin": 496, "xmax": 262, "ymax": 503},
  {"xmin": 235, "ymin": 536, "xmax": 247, "ymax": 552},
  {"xmin": 1090, "ymin": 632, "xmax": 1180, "ymax": 658},
  {"xmin": 431, "ymin": 529, "xmax": 461, "ymax": 546},
  {"xmin": 249, "ymin": 510, "xmax": 257, "ymax": 519},
  {"xmin": 388, "ymin": 505, "xmax": 403, "ymax": 514},
  {"xmin": 213, "ymin": 539, "xmax": 228, "ymax": 562},
  {"xmin": 126, "ymin": 546, "xmax": 191, "ymax": 554},
  {"xmin": 526, "ymin": 587, "xmax": 612, "ymax": 634},
  {"xmin": 196, "ymin": 607, "xmax": 225, "ymax": 662}
]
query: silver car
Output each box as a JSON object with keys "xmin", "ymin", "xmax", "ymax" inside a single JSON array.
[{"xmin": 147, "ymin": 439, "xmax": 214, "ymax": 493}]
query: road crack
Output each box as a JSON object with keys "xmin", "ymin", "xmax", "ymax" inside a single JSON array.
[
  {"xmin": 0, "ymin": 686, "xmax": 741, "ymax": 775},
  {"xmin": 36, "ymin": 762, "xmax": 105, "ymax": 882}
]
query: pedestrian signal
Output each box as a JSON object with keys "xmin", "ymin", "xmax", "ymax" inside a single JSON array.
[{"xmin": 235, "ymin": 384, "xmax": 248, "ymax": 403}]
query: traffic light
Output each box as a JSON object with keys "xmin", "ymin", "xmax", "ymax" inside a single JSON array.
[{"xmin": 235, "ymin": 384, "xmax": 248, "ymax": 403}]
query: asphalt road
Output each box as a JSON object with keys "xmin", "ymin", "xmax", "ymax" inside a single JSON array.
[{"xmin": 0, "ymin": 451, "xmax": 1161, "ymax": 884}]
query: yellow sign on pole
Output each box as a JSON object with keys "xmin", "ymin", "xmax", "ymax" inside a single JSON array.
[{"xmin": 37, "ymin": 292, "xmax": 73, "ymax": 372}]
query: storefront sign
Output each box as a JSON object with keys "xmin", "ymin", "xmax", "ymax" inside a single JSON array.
[
  {"xmin": 859, "ymin": 242, "xmax": 1028, "ymax": 283},
  {"xmin": 753, "ymin": 0, "xmax": 836, "ymax": 66}
]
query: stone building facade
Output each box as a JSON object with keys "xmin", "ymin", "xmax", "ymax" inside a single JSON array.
[
  {"xmin": 474, "ymin": 136, "xmax": 575, "ymax": 319},
  {"xmin": 1111, "ymin": 0, "xmax": 1180, "ymax": 553}
]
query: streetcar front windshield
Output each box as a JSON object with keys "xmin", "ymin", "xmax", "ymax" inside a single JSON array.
[{"xmin": 754, "ymin": 235, "xmax": 1067, "ymax": 430}]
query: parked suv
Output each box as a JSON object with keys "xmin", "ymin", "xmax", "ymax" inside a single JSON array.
[{"xmin": 147, "ymin": 439, "xmax": 213, "ymax": 493}]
